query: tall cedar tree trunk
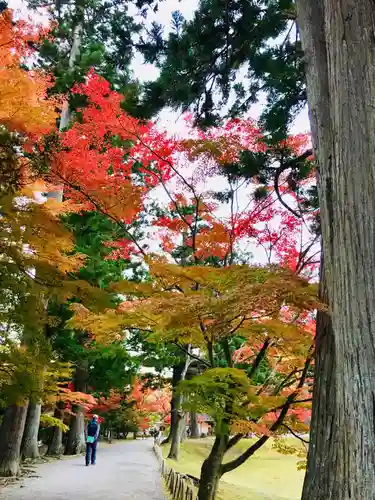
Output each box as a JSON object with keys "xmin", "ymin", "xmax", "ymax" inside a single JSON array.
[
  {"xmin": 46, "ymin": 7, "xmax": 82, "ymax": 202},
  {"xmin": 189, "ymin": 411, "xmax": 200, "ymax": 438},
  {"xmin": 21, "ymin": 402, "xmax": 42, "ymax": 459},
  {"xmin": 302, "ymin": 256, "xmax": 338, "ymax": 497},
  {"xmin": 197, "ymin": 435, "xmax": 227, "ymax": 500},
  {"xmin": 48, "ymin": 425, "xmax": 63, "ymax": 456},
  {"xmin": 47, "ymin": 402, "xmax": 65, "ymax": 456},
  {"xmin": 0, "ymin": 404, "xmax": 28, "ymax": 476},
  {"xmin": 58, "ymin": 21, "xmax": 81, "ymax": 132},
  {"xmin": 297, "ymin": 0, "xmax": 375, "ymax": 496},
  {"xmin": 65, "ymin": 364, "xmax": 87, "ymax": 455}
]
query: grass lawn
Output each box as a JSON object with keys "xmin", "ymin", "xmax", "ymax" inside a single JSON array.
[{"xmin": 162, "ymin": 438, "xmax": 306, "ymax": 500}]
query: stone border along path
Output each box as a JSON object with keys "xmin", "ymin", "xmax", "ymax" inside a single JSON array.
[{"xmin": 1, "ymin": 439, "xmax": 165, "ymax": 500}]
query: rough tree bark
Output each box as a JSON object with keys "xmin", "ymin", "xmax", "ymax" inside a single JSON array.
[
  {"xmin": 168, "ymin": 351, "xmax": 191, "ymax": 460},
  {"xmin": 47, "ymin": 402, "xmax": 65, "ymax": 456},
  {"xmin": 0, "ymin": 404, "xmax": 28, "ymax": 476},
  {"xmin": 65, "ymin": 365, "xmax": 87, "ymax": 455},
  {"xmin": 302, "ymin": 256, "xmax": 338, "ymax": 497},
  {"xmin": 180, "ymin": 414, "xmax": 188, "ymax": 442},
  {"xmin": 48, "ymin": 425, "xmax": 63, "ymax": 456},
  {"xmin": 162, "ymin": 367, "xmax": 179, "ymax": 445},
  {"xmin": 21, "ymin": 402, "xmax": 41, "ymax": 460},
  {"xmin": 297, "ymin": 0, "xmax": 375, "ymax": 497},
  {"xmin": 65, "ymin": 404, "xmax": 86, "ymax": 455},
  {"xmin": 58, "ymin": 20, "xmax": 82, "ymax": 132},
  {"xmin": 189, "ymin": 411, "xmax": 200, "ymax": 438},
  {"xmin": 197, "ymin": 435, "xmax": 227, "ymax": 500},
  {"xmin": 168, "ymin": 410, "xmax": 186, "ymax": 460}
]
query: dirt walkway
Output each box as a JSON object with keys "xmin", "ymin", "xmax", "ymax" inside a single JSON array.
[{"xmin": 1, "ymin": 439, "xmax": 164, "ymax": 500}]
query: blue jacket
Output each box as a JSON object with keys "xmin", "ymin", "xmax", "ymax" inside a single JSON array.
[{"xmin": 86, "ymin": 420, "xmax": 100, "ymax": 441}]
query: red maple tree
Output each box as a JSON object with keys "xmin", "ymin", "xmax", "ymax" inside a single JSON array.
[
  {"xmin": 145, "ymin": 116, "xmax": 319, "ymax": 276},
  {"xmin": 45, "ymin": 70, "xmax": 177, "ymax": 258}
]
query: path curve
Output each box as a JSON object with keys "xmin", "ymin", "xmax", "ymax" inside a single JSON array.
[{"xmin": 1, "ymin": 439, "xmax": 164, "ymax": 500}]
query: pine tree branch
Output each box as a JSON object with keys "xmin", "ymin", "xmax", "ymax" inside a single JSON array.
[{"xmin": 273, "ymin": 149, "xmax": 313, "ymax": 219}]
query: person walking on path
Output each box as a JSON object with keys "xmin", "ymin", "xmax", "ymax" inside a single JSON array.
[{"xmin": 86, "ymin": 414, "xmax": 100, "ymax": 466}]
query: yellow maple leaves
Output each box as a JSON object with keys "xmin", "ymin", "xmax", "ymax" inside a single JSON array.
[
  {"xmin": 69, "ymin": 259, "xmax": 321, "ymax": 353},
  {"xmin": 0, "ymin": 9, "xmax": 57, "ymax": 135}
]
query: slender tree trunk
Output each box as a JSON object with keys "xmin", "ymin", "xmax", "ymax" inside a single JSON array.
[
  {"xmin": 168, "ymin": 351, "xmax": 191, "ymax": 460},
  {"xmin": 163, "ymin": 361, "xmax": 185, "ymax": 446},
  {"xmin": 0, "ymin": 404, "xmax": 28, "ymax": 476},
  {"xmin": 162, "ymin": 393, "xmax": 176, "ymax": 445},
  {"xmin": 65, "ymin": 365, "xmax": 87, "ymax": 455},
  {"xmin": 59, "ymin": 12, "xmax": 83, "ymax": 132},
  {"xmin": 180, "ymin": 414, "xmax": 187, "ymax": 442},
  {"xmin": 21, "ymin": 402, "xmax": 41, "ymax": 460},
  {"xmin": 58, "ymin": 21, "xmax": 82, "ymax": 131},
  {"xmin": 297, "ymin": 0, "xmax": 375, "ymax": 497},
  {"xmin": 168, "ymin": 410, "xmax": 185, "ymax": 460},
  {"xmin": 197, "ymin": 435, "xmax": 227, "ymax": 500},
  {"xmin": 189, "ymin": 411, "xmax": 200, "ymax": 438}
]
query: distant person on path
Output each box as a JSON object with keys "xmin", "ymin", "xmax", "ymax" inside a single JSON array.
[{"xmin": 86, "ymin": 414, "xmax": 100, "ymax": 466}]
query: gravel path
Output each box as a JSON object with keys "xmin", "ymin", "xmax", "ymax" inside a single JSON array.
[{"xmin": 1, "ymin": 439, "xmax": 165, "ymax": 500}]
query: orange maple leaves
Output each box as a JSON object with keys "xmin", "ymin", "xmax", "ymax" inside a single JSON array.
[
  {"xmin": 87, "ymin": 380, "xmax": 171, "ymax": 429},
  {"xmin": 130, "ymin": 379, "xmax": 171, "ymax": 418},
  {"xmin": 0, "ymin": 9, "xmax": 57, "ymax": 135}
]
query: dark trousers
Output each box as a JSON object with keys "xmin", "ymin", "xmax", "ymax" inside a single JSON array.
[{"xmin": 85, "ymin": 441, "xmax": 97, "ymax": 465}]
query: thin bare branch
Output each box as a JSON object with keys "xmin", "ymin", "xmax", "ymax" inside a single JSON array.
[
  {"xmin": 282, "ymin": 423, "xmax": 309, "ymax": 444},
  {"xmin": 172, "ymin": 341, "xmax": 211, "ymax": 368}
]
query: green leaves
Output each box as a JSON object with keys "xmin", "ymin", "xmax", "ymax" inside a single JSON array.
[
  {"xmin": 179, "ymin": 368, "xmax": 251, "ymax": 429},
  {"xmin": 140, "ymin": 0, "xmax": 302, "ymax": 134},
  {"xmin": 40, "ymin": 414, "xmax": 69, "ymax": 432}
]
